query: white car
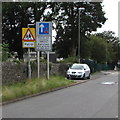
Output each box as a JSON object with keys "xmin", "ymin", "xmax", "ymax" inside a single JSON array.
[{"xmin": 66, "ymin": 63, "xmax": 91, "ymax": 80}]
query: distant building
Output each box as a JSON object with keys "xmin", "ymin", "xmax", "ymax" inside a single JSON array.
[
  {"xmin": 23, "ymin": 52, "xmax": 37, "ymax": 62},
  {"xmin": 42, "ymin": 52, "xmax": 57, "ymax": 63},
  {"xmin": 23, "ymin": 51, "xmax": 57, "ymax": 63}
]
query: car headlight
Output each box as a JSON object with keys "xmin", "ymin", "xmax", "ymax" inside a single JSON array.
[
  {"xmin": 78, "ymin": 72, "xmax": 82, "ymax": 75},
  {"xmin": 67, "ymin": 71, "xmax": 70, "ymax": 74}
]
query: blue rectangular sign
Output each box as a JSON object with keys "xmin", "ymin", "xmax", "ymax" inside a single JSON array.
[
  {"xmin": 39, "ymin": 23, "xmax": 50, "ymax": 35},
  {"xmin": 36, "ymin": 22, "xmax": 52, "ymax": 36},
  {"xmin": 36, "ymin": 22, "xmax": 52, "ymax": 51}
]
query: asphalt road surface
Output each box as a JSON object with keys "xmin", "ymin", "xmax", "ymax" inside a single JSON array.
[{"xmin": 2, "ymin": 71, "xmax": 118, "ymax": 118}]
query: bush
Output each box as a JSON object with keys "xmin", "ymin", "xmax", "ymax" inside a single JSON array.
[
  {"xmin": 1, "ymin": 44, "xmax": 10, "ymax": 62},
  {"xmin": 61, "ymin": 57, "xmax": 78, "ymax": 64}
]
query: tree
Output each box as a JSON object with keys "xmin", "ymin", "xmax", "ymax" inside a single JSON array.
[
  {"xmin": 95, "ymin": 31, "xmax": 119, "ymax": 43},
  {"xmin": 88, "ymin": 35, "xmax": 116, "ymax": 64},
  {"xmin": 53, "ymin": 2, "xmax": 107, "ymax": 58},
  {"xmin": 89, "ymin": 35, "xmax": 106, "ymax": 63},
  {"xmin": 95, "ymin": 31, "xmax": 120, "ymax": 64},
  {"xmin": 2, "ymin": 2, "xmax": 49, "ymax": 59},
  {"xmin": 2, "ymin": 2, "xmax": 107, "ymax": 59}
]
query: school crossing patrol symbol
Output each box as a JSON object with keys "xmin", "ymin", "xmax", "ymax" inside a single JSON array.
[{"xmin": 22, "ymin": 28, "xmax": 36, "ymax": 48}]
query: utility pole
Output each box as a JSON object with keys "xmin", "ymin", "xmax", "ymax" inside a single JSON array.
[{"xmin": 78, "ymin": 8, "xmax": 85, "ymax": 63}]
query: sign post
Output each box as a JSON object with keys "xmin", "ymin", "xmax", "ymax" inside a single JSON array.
[
  {"xmin": 37, "ymin": 51, "xmax": 40, "ymax": 79},
  {"xmin": 22, "ymin": 26, "xmax": 36, "ymax": 79},
  {"xmin": 36, "ymin": 22, "xmax": 52, "ymax": 79},
  {"xmin": 47, "ymin": 51, "xmax": 50, "ymax": 80},
  {"xmin": 28, "ymin": 48, "xmax": 31, "ymax": 79}
]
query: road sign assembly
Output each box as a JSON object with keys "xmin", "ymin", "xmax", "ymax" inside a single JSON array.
[
  {"xmin": 36, "ymin": 22, "xmax": 52, "ymax": 51},
  {"xmin": 22, "ymin": 28, "xmax": 36, "ymax": 48}
]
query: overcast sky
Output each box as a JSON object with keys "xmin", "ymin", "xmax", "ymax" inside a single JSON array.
[{"xmin": 96, "ymin": 0, "xmax": 119, "ymax": 37}]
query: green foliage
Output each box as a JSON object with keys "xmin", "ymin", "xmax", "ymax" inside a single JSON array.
[
  {"xmin": 60, "ymin": 57, "xmax": 78, "ymax": 64},
  {"xmin": 2, "ymin": 2, "xmax": 107, "ymax": 59},
  {"xmin": 53, "ymin": 2, "xmax": 107, "ymax": 58},
  {"xmin": 2, "ymin": 76, "xmax": 75, "ymax": 102},
  {"xmin": 12, "ymin": 59, "xmax": 24, "ymax": 64},
  {"xmin": 80, "ymin": 38, "xmax": 92, "ymax": 59},
  {"xmin": 0, "ymin": 44, "xmax": 1, "ymax": 62},
  {"xmin": 88, "ymin": 35, "xmax": 116, "ymax": 64},
  {"xmin": 91, "ymin": 36, "xmax": 106, "ymax": 63},
  {"xmin": 95, "ymin": 31, "xmax": 120, "ymax": 63},
  {"xmin": 95, "ymin": 31, "xmax": 118, "ymax": 43},
  {"xmin": 1, "ymin": 43, "xmax": 10, "ymax": 62},
  {"xmin": 2, "ymin": 2, "xmax": 49, "ymax": 59},
  {"xmin": 40, "ymin": 58, "xmax": 47, "ymax": 63}
]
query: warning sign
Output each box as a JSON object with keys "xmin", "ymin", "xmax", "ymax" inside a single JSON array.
[
  {"xmin": 22, "ymin": 28, "xmax": 35, "ymax": 41},
  {"xmin": 22, "ymin": 28, "xmax": 36, "ymax": 48}
]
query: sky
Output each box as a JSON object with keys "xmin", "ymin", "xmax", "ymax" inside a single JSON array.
[{"xmin": 96, "ymin": 0, "xmax": 119, "ymax": 37}]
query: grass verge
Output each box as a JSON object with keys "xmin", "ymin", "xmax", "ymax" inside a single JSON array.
[{"xmin": 1, "ymin": 76, "xmax": 75, "ymax": 102}]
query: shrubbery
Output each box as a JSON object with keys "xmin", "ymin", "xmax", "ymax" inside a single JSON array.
[
  {"xmin": 1, "ymin": 44, "xmax": 11, "ymax": 62},
  {"xmin": 58, "ymin": 57, "xmax": 78, "ymax": 64}
]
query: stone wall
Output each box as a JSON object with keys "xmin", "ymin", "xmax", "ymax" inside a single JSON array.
[
  {"xmin": 2, "ymin": 62, "xmax": 69, "ymax": 84},
  {"xmin": 2, "ymin": 62, "xmax": 28, "ymax": 84}
]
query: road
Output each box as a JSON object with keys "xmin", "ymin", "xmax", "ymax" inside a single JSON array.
[{"xmin": 2, "ymin": 71, "xmax": 118, "ymax": 118}]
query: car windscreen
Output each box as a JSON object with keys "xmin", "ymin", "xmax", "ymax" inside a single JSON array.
[{"xmin": 70, "ymin": 64, "xmax": 84, "ymax": 70}]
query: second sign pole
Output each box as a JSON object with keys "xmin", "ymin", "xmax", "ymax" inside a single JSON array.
[{"xmin": 47, "ymin": 51, "xmax": 50, "ymax": 80}]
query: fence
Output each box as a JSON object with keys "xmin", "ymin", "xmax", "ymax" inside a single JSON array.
[{"xmin": 80, "ymin": 59, "xmax": 115, "ymax": 73}]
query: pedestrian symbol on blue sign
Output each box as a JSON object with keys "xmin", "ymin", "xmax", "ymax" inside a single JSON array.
[{"xmin": 39, "ymin": 23, "xmax": 49, "ymax": 35}]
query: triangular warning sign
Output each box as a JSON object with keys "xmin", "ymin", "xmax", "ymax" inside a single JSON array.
[{"xmin": 23, "ymin": 29, "xmax": 35, "ymax": 41}]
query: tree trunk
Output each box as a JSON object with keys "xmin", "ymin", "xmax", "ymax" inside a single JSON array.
[{"xmin": 70, "ymin": 46, "xmax": 77, "ymax": 57}]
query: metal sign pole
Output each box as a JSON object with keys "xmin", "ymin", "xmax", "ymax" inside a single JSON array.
[
  {"xmin": 36, "ymin": 22, "xmax": 52, "ymax": 80},
  {"xmin": 28, "ymin": 48, "xmax": 31, "ymax": 79},
  {"xmin": 37, "ymin": 51, "xmax": 40, "ymax": 79},
  {"xmin": 22, "ymin": 24, "xmax": 35, "ymax": 79},
  {"xmin": 27, "ymin": 24, "xmax": 32, "ymax": 79},
  {"xmin": 47, "ymin": 51, "xmax": 50, "ymax": 80}
]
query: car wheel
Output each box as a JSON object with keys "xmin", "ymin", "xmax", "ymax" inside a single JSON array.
[
  {"xmin": 67, "ymin": 76, "xmax": 69, "ymax": 79},
  {"xmin": 83, "ymin": 74, "xmax": 86, "ymax": 80},
  {"xmin": 87, "ymin": 74, "xmax": 90, "ymax": 79}
]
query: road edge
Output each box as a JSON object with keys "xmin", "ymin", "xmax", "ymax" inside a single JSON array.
[
  {"xmin": 1, "ymin": 70, "xmax": 113, "ymax": 105},
  {"xmin": 1, "ymin": 80, "xmax": 88, "ymax": 106}
]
